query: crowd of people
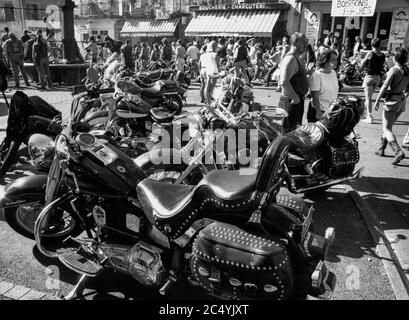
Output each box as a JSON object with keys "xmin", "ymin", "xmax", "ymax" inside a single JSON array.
[
  {"xmin": 0, "ymin": 26, "xmax": 66, "ymax": 90},
  {"xmin": 277, "ymin": 32, "xmax": 409, "ymax": 166}
]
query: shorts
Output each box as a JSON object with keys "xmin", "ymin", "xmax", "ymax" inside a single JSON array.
[
  {"xmin": 383, "ymin": 98, "xmax": 406, "ymax": 114},
  {"xmin": 362, "ymin": 74, "xmax": 380, "ymax": 89}
]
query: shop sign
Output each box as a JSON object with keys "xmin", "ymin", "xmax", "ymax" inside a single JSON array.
[
  {"xmin": 389, "ymin": 8, "xmax": 409, "ymax": 44},
  {"xmin": 304, "ymin": 9, "xmax": 320, "ymax": 40},
  {"xmin": 198, "ymin": 2, "xmax": 268, "ymax": 11},
  {"xmin": 331, "ymin": 0, "xmax": 377, "ymax": 17},
  {"xmin": 155, "ymin": 10, "xmax": 170, "ymax": 20}
]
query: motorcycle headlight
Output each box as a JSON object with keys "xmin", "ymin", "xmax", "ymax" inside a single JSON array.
[
  {"xmin": 28, "ymin": 134, "xmax": 55, "ymax": 171},
  {"xmin": 55, "ymin": 134, "xmax": 70, "ymax": 160}
]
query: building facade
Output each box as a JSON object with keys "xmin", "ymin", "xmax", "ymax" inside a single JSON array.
[
  {"xmin": 298, "ymin": 0, "xmax": 409, "ymax": 51},
  {"xmin": 0, "ymin": 0, "xmax": 62, "ymax": 37}
]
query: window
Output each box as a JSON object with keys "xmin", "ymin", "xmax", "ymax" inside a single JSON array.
[
  {"xmin": 100, "ymin": 31, "xmax": 108, "ymax": 36},
  {"xmin": 320, "ymin": 13, "xmax": 332, "ymax": 42},
  {"xmin": 0, "ymin": 2, "xmax": 15, "ymax": 21},
  {"xmin": 26, "ymin": 3, "xmax": 39, "ymax": 20},
  {"xmin": 377, "ymin": 12, "xmax": 393, "ymax": 51},
  {"xmin": 361, "ymin": 16, "xmax": 377, "ymax": 46}
]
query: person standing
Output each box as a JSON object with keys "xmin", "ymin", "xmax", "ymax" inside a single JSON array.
[
  {"xmin": 201, "ymin": 41, "xmax": 219, "ymax": 105},
  {"xmin": 21, "ymin": 30, "xmax": 31, "ymax": 44},
  {"xmin": 198, "ymin": 49, "xmax": 207, "ymax": 104},
  {"xmin": 342, "ymin": 38, "xmax": 352, "ymax": 60},
  {"xmin": 33, "ymin": 31, "xmax": 51, "ymax": 89},
  {"xmin": 139, "ymin": 42, "xmax": 149, "ymax": 71},
  {"xmin": 3, "ymin": 33, "xmax": 30, "ymax": 88},
  {"xmin": 361, "ymin": 38, "xmax": 386, "ymax": 123},
  {"xmin": 373, "ymin": 47, "xmax": 409, "ymax": 165},
  {"xmin": 353, "ymin": 36, "xmax": 363, "ymax": 56},
  {"xmin": 1, "ymin": 27, "xmax": 10, "ymax": 45},
  {"xmin": 150, "ymin": 43, "xmax": 160, "ymax": 62},
  {"xmin": 264, "ymin": 45, "xmax": 283, "ymax": 87},
  {"xmin": 216, "ymin": 38, "xmax": 227, "ymax": 67},
  {"xmin": 121, "ymin": 40, "xmax": 134, "ymax": 70},
  {"xmin": 307, "ymin": 49, "xmax": 339, "ymax": 122},
  {"xmin": 323, "ymin": 32, "xmax": 334, "ymax": 47},
  {"xmin": 233, "ymin": 39, "xmax": 251, "ymax": 85},
  {"xmin": 279, "ymin": 32, "xmax": 309, "ymax": 133},
  {"xmin": 85, "ymin": 36, "xmax": 99, "ymax": 64},
  {"xmin": 160, "ymin": 38, "xmax": 173, "ymax": 64},
  {"xmin": 175, "ymin": 39, "xmax": 186, "ymax": 72}
]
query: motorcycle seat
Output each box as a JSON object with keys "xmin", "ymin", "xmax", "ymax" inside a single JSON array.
[
  {"xmin": 137, "ymin": 170, "xmax": 259, "ymax": 239},
  {"xmin": 136, "ymin": 136, "xmax": 291, "ymax": 239},
  {"xmin": 150, "ymin": 107, "xmax": 175, "ymax": 123},
  {"xmin": 286, "ymin": 123, "xmax": 326, "ymax": 153}
]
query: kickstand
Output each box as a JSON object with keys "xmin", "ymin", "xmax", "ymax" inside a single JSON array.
[{"xmin": 63, "ymin": 274, "xmax": 87, "ymax": 300}]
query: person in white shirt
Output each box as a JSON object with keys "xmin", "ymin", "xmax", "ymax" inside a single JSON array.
[
  {"xmin": 307, "ymin": 49, "xmax": 339, "ymax": 122},
  {"xmin": 201, "ymin": 41, "xmax": 220, "ymax": 105},
  {"xmin": 186, "ymin": 42, "xmax": 200, "ymax": 62}
]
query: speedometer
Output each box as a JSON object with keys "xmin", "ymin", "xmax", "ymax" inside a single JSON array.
[{"xmin": 76, "ymin": 133, "xmax": 97, "ymax": 148}]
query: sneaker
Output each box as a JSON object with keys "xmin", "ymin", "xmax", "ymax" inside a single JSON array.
[{"xmin": 361, "ymin": 115, "xmax": 373, "ymax": 124}]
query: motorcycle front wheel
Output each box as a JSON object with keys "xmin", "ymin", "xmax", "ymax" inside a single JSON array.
[
  {"xmin": 165, "ymin": 95, "xmax": 183, "ymax": 116},
  {"xmin": 0, "ymin": 138, "xmax": 23, "ymax": 179},
  {"xmin": 4, "ymin": 200, "xmax": 80, "ymax": 241}
]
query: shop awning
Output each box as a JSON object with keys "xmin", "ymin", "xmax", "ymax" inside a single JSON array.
[
  {"xmin": 120, "ymin": 18, "xmax": 180, "ymax": 37},
  {"xmin": 185, "ymin": 10, "xmax": 280, "ymax": 37}
]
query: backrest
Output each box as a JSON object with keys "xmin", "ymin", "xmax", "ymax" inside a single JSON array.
[{"xmin": 256, "ymin": 136, "xmax": 290, "ymax": 193}]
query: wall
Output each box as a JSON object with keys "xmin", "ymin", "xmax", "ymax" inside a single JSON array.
[{"xmin": 75, "ymin": 17, "xmax": 121, "ymax": 43}]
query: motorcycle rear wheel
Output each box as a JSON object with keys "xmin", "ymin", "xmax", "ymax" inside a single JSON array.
[{"xmin": 166, "ymin": 95, "xmax": 183, "ymax": 116}]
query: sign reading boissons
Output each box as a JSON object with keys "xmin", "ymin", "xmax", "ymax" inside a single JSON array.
[{"xmin": 331, "ymin": 0, "xmax": 377, "ymax": 17}]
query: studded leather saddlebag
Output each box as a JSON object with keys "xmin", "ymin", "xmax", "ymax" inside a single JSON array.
[
  {"xmin": 191, "ymin": 222, "xmax": 293, "ymax": 300},
  {"xmin": 322, "ymin": 139, "xmax": 359, "ymax": 178}
]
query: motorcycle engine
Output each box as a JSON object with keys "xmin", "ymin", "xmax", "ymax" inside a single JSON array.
[{"xmin": 98, "ymin": 240, "xmax": 167, "ymax": 287}]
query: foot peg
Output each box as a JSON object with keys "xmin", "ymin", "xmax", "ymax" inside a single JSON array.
[
  {"xmin": 58, "ymin": 247, "xmax": 103, "ymax": 277},
  {"xmin": 159, "ymin": 271, "xmax": 177, "ymax": 296},
  {"xmin": 310, "ymin": 261, "xmax": 336, "ymax": 300}
]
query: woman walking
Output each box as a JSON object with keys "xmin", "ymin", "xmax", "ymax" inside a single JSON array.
[
  {"xmin": 307, "ymin": 49, "xmax": 339, "ymax": 122},
  {"xmin": 361, "ymin": 38, "xmax": 386, "ymax": 124},
  {"xmin": 373, "ymin": 47, "xmax": 409, "ymax": 165}
]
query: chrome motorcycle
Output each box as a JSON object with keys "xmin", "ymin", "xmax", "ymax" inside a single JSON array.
[{"xmin": 35, "ymin": 121, "xmax": 336, "ymax": 300}]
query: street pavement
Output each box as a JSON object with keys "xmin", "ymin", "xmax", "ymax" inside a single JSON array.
[{"xmin": 0, "ymin": 79, "xmax": 407, "ymax": 300}]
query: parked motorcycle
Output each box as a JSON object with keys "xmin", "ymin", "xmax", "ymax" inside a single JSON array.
[
  {"xmin": 139, "ymin": 60, "xmax": 191, "ymax": 89},
  {"xmin": 281, "ymin": 96, "xmax": 365, "ymax": 194},
  {"xmin": 0, "ymin": 91, "xmax": 62, "ymax": 179},
  {"xmin": 339, "ymin": 57, "xmax": 364, "ymax": 85},
  {"xmin": 32, "ymin": 119, "xmax": 336, "ymax": 300}
]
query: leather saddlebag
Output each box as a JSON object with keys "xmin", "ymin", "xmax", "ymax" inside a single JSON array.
[
  {"xmin": 191, "ymin": 222, "xmax": 293, "ymax": 300},
  {"xmin": 322, "ymin": 139, "xmax": 359, "ymax": 178}
]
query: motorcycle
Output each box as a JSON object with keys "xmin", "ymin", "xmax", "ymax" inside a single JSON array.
[
  {"xmin": 33, "ymin": 105, "xmax": 336, "ymax": 300},
  {"xmin": 138, "ymin": 60, "xmax": 191, "ymax": 89},
  {"xmin": 281, "ymin": 96, "xmax": 365, "ymax": 194},
  {"xmin": 82, "ymin": 77, "xmax": 186, "ymax": 158},
  {"xmin": 339, "ymin": 57, "xmax": 364, "ymax": 85},
  {"xmin": 0, "ymin": 85, "xmax": 185, "ymax": 240},
  {"xmin": 0, "ymin": 91, "xmax": 62, "ymax": 179}
]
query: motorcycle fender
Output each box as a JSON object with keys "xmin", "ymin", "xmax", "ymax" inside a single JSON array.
[{"xmin": 0, "ymin": 175, "xmax": 48, "ymax": 208}]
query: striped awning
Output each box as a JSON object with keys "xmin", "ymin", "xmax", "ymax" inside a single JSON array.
[
  {"xmin": 185, "ymin": 10, "xmax": 280, "ymax": 37},
  {"xmin": 120, "ymin": 18, "xmax": 180, "ymax": 37}
]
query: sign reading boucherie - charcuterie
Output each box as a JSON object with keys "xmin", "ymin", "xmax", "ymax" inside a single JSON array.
[
  {"xmin": 198, "ymin": 2, "xmax": 267, "ymax": 11},
  {"xmin": 331, "ymin": 0, "xmax": 377, "ymax": 17}
]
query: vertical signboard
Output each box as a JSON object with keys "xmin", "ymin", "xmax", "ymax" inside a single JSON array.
[
  {"xmin": 389, "ymin": 8, "xmax": 409, "ymax": 44},
  {"xmin": 305, "ymin": 9, "xmax": 321, "ymax": 41}
]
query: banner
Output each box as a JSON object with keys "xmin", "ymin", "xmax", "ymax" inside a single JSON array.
[
  {"xmin": 331, "ymin": 0, "xmax": 377, "ymax": 17},
  {"xmin": 304, "ymin": 9, "xmax": 321, "ymax": 40},
  {"xmin": 389, "ymin": 8, "xmax": 409, "ymax": 44}
]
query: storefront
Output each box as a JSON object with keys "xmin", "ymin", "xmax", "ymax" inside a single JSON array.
[
  {"xmin": 185, "ymin": 2, "xmax": 290, "ymax": 47},
  {"xmin": 300, "ymin": 0, "xmax": 409, "ymax": 51},
  {"xmin": 120, "ymin": 17, "xmax": 181, "ymax": 44}
]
